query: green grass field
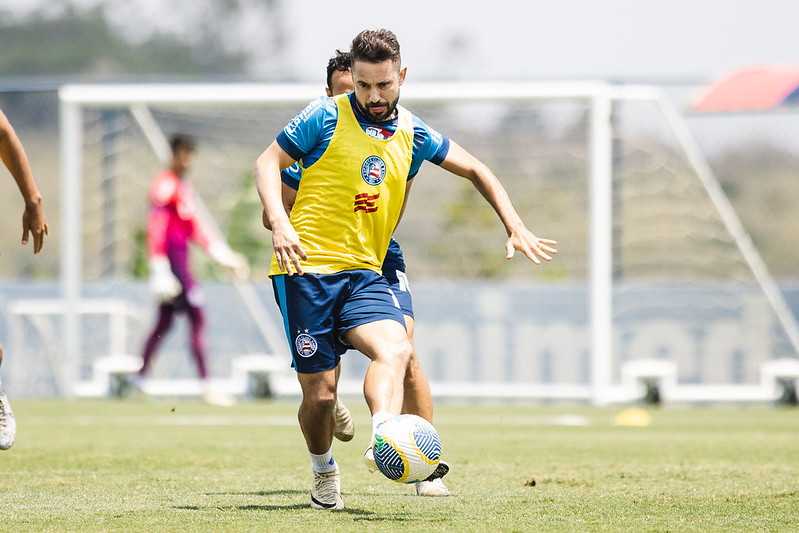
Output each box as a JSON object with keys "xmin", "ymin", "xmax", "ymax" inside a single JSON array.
[{"xmin": 2, "ymin": 399, "xmax": 797, "ymax": 532}]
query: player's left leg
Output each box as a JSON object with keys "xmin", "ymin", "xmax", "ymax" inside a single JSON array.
[
  {"xmin": 0, "ymin": 342, "xmax": 16, "ymax": 450},
  {"xmin": 338, "ymin": 271, "xmax": 412, "ymax": 421},
  {"xmin": 400, "ymin": 317, "xmax": 450, "ymax": 496},
  {"xmin": 342, "ymin": 318, "xmax": 411, "ymax": 473},
  {"xmin": 382, "ymin": 265, "xmax": 435, "ymax": 423},
  {"xmin": 386, "ymin": 264, "xmax": 451, "ymax": 496},
  {"xmin": 344, "ymin": 319, "xmax": 411, "ymax": 418}
]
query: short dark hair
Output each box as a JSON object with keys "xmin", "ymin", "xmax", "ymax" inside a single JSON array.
[
  {"xmin": 169, "ymin": 134, "xmax": 195, "ymax": 154},
  {"xmin": 326, "ymin": 50, "xmax": 351, "ymax": 92},
  {"xmin": 350, "ymin": 29, "xmax": 401, "ymax": 66}
]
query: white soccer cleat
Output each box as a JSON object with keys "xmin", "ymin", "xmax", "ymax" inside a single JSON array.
[
  {"xmin": 0, "ymin": 384, "xmax": 17, "ymax": 450},
  {"xmin": 416, "ymin": 478, "xmax": 451, "ymax": 497},
  {"xmin": 363, "ymin": 442, "xmax": 379, "ymax": 473},
  {"xmin": 310, "ymin": 465, "xmax": 343, "ymax": 510},
  {"xmin": 333, "ymin": 399, "xmax": 354, "ymax": 442}
]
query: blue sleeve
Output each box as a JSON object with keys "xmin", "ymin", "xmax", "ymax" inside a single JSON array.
[
  {"xmin": 281, "ymin": 164, "xmax": 301, "ymax": 190},
  {"xmin": 276, "ymin": 96, "xmax": 336, "ymax": 163},
  {"xmin": 408, "ymin": 114, "xmax": 450, "ymax": 179}
]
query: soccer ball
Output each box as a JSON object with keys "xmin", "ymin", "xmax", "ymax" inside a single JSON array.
[{"xmin": 372, "ymin": 414, "xmax": 442, "ymax": 484}]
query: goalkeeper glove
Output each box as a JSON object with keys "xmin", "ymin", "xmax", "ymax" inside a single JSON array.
[
  {"xmin": 209, "ymin": 242, "xmax": 250, "ymax": 279},
  {"xmin": 148, "ymin": 256, "xmax": 181, "ymax": 302}
]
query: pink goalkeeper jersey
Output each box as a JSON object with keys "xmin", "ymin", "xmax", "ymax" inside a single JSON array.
[{"xmin": 147, "ymin": 169, "xmax": 212, "ymax": 289}]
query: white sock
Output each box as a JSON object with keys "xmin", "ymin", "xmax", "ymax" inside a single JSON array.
[
  {"xmin": 309, "ymin": 446, "xmax": 337, "ymax": 473},
  {"xmin": 371, "ymin": 411, "xmax": 393, "ymax": 438}
]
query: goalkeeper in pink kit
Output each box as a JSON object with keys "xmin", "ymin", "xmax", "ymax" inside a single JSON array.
[{"xmin": 136, "ymin": 134, "xmax": 247, "ymax": 404}]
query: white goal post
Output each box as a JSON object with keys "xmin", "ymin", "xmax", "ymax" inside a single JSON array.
[{"xmin": 56, "ymin": 81, "xmax": 799, "ymax": 404}]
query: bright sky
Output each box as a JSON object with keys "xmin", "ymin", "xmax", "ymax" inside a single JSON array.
[
  {"xmin": 278, "ymin": 0, "xmax": 799, "ymax": 83},
  {"xmin": 5, "ymin": 0, "xmax": 799, "ymax": 83}
]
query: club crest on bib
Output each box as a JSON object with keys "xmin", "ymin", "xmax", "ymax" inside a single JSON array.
[
  {"xmin": 361, "ymin": 155, "xmax": 387, "ymax": 186},
  {"xmin": 295, "ymin": 333, "xmax": 318, "ymax": 357}
]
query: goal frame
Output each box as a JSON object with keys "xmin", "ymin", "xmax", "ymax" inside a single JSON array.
[{"xmin": 57, "ymin": 81, "xmax": 799, "ymax": 404}]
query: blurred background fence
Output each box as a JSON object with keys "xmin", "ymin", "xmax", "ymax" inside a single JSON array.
[{"xmin": 1, "ymin": 81, "xmax": 799, "ymax": 403}]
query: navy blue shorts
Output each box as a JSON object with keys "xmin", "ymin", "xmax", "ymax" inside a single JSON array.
[
  {"xmin": 272, "ymin": 270, "xmax": 406, "ymax": 374},
  {"xmin": 383, "ymin": 266, "xmax": 413, "ymax": 319},
  {"xmin": 382, "ymin": 238, "xmax": 414, "ymax": 319}
]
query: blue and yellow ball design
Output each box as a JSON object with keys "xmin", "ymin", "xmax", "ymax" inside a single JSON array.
[{"xmin": 372, "ymin": 414, "xmax": 442, "ymax": 484}]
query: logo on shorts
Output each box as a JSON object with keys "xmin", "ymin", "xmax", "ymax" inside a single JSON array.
[
  {"xmin": 354, "ymin": 192, "xmax": 380, "ymax": 213},
  {"xmin": 361, "ymin": 155, "xmax": 386, "ymax": 186},
  {"xmin": 295, "ymin": 333, "xmax": 318, "ymax": 357}
]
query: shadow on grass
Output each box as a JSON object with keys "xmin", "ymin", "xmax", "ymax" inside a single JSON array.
[
  {"xmin": 351, "ymin": 515, "xmax": 436, "ymax": 524},
  {"xmin": 175, "ymin": 504, "xmax": 377, "ymax": 516},
  {"xmin": 204, "ymin": 489, "xmax": 305, "ymax": 497},
  {"xmin": 189, "ymin": 489, "xmax": 435, "ymax": 520}
]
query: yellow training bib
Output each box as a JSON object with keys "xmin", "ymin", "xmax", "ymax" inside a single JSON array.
[{"xmin": 270, "ymin": 94, "xmax": 414, "ymax": 275}]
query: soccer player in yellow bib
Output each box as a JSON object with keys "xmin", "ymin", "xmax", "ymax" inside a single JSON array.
[
  {"xmin": 270, "ymin": 50, "xmax": 451, "ymax": 497},
  {"xmin": 255, "ymin": 29, "xmax": 557, "ymax": 510}
]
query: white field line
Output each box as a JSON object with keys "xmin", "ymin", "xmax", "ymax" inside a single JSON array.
[{"xmin": 25, "ymin": 414, "xmax": 591, "ymax": 427}]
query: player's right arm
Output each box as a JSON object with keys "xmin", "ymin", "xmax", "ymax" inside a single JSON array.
[
  {"xmin": 0, "ymin": 108, "xmax": 48, "ymax": 253},
  {"xmin": 439, "ymin": 140, "xmax": 557, "ymax": 265},
  {"xmin": 257, "ymin": 96, "xmax": 335, "ymax": 273},
  {"xmin": 254, "ymin": 140, "xmax": 306, "ymax": 275},
  {"xmin": 261, "ymin": 182, "xmax": 298, "ymax": 230}
]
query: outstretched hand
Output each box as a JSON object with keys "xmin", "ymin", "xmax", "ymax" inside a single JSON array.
[
  {"xmin": 505, "ymin": 227, "xmax": 557, "ymax": 265},
  {"xmin": 22, "ymin": 203, "xmax": 48, "ymax": 254}
]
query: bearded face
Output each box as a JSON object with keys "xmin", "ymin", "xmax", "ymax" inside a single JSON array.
[{"xmin": 351, "ymin": 59, "xmax": 406, "ymax": 123}]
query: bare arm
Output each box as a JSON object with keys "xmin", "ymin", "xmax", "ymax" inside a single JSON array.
[
  {"xmin": 0, "ymin": 109, "xmax": 48, "ymax": 253},
  {"xmin": 438, "ymin": 140, "xmax": 556, "ymax": 264},
  {"xmin": 254, "ymin": 141, "xmax": 306, "ymax": 275}
]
